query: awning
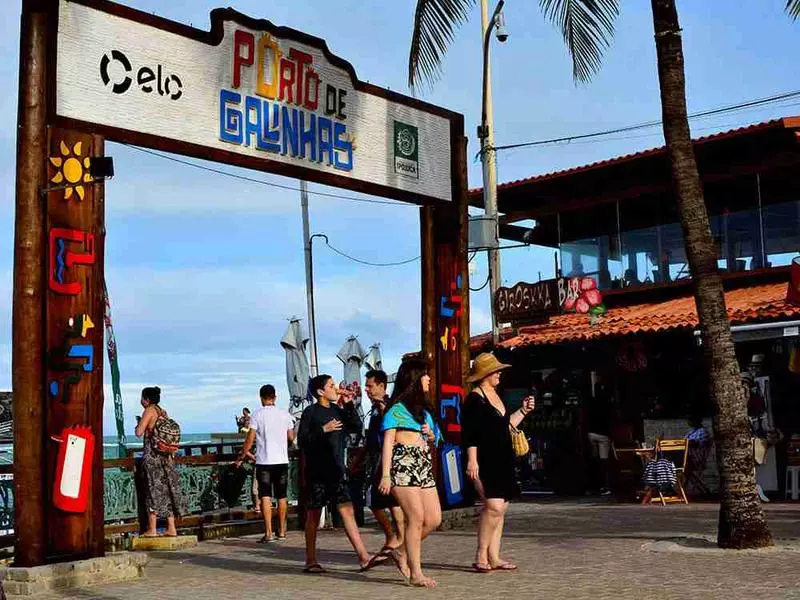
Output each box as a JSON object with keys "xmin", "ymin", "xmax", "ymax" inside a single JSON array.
[{"xmin": 471, "ymin": 282, "xmax": 800, "ymax": 351}]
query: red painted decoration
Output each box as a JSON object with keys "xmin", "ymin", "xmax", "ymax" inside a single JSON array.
[{"xmin": 51, "ymin": 425, "xmax": 95, "ymax": 513}]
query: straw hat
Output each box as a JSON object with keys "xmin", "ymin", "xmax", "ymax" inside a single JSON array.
[{"xmin": 467, "ymin": 353, "xmax": 511, "ymax": 383}]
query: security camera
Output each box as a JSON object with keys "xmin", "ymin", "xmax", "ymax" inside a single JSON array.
[{"xmin": 495, "ymin": 12, "xmax": 508, "ymax": 42}]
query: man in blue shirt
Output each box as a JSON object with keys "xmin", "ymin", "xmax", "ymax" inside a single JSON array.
[{"xmin": 364, "ymin": 369, "xmax": 405, "ymax": 556}]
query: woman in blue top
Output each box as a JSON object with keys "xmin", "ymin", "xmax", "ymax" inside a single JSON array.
[{"xmin": 378, "ymin": 356, "xmax": 441, "ymax": 588}]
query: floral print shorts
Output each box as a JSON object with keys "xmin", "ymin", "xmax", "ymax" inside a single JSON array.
[{"xmin": 391, "ymin": 443, "xmax": 435, "ymax": 488}]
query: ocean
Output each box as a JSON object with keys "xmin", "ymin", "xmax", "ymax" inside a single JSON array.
[
  {"xmin": 0, "ymin": 433, "xmax": 224, "ymax": 464},
  {"xmin": 102, "ymin": 433, "xmax": 220, "ymax": 458}
]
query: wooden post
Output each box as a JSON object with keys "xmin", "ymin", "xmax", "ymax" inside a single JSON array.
[
  {"xmin": 44, "ymin": 128, "xmax": 106, "ymax": 561},
  {"xmin": 420, "ymin": 205, "xmax": 437, "ymax": 392},
  {"xmin": 454, "ymin": 137, "xmax": 471, "ymax": 386},
  {"xmin": 426, "ymin": 119, "xmax": 470, "ymax": 509},
  {"xmin": 13, "ymin": 0, "xmax": 51, "ymax": 568}
]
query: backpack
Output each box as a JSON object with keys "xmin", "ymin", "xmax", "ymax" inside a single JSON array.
[{"xmin": 152, "ymin": 407, "xmax": 181, "ymax": 454}]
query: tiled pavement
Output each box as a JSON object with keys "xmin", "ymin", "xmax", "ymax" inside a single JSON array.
[{"xmin": 33, "ymin": 501, "xmax": 800, "ymax": 599}]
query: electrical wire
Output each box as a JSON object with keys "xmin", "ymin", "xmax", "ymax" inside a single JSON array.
[
  {"xmin": 491, "ymin": 89, "xmax": 800, "ymax": 153},
  {"xmin": 120, "ymin": 144, "xmax": 415, "ymax": 208},
  {"xmin": 470, "ymin": 274, "xmax": 491, "ymax": 292},
  {"xmin": 319, "ymin": 236, "xmax": 420, "ymax": 267}
]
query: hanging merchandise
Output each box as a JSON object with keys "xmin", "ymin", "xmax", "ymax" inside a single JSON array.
[
  {"xmin": 103, "ymin": 280, "xmax": 126, "ymax": 457},
  {"xmin": 789, "ymin": 341, "xmax": 800, "ymax": 374},
  {"xmin": 51, "ymin": 425, "xmax": 95, "ymax": 513},
  {"xmin": 616, "ymin": 341, "xmax": 648, "ymax": 372}
]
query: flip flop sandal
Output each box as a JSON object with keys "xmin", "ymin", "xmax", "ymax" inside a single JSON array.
[
  {"xmin": 472, "ymin": 562, "xmax": 493, "ymax": 573},
  {"xmin": 359, "ymin": 554, "xmax": 383, "ymax": 572},
  {"xmin": 303, "ymin": 563, "xmax": 327, "ymax": 574},
  {"xmin": 492, "ymin": 563, "xmax": 518, "ymax": 571},
  {"xmin": 276, "ymin": 535, "xmax": 288, "ymax": 542},
  {"xmin": 257, "ymin": 535, "xmax": 274, "ymax": 544}
]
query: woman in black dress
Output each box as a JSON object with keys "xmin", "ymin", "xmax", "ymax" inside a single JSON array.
[{"xmin": 463, "ymin": 353, "xmax": 534, "ymax": 573}]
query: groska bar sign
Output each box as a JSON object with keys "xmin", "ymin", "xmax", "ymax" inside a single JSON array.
[{"xmin": 54, "ymin": 0, "xmax": 455, "ymax": 203}]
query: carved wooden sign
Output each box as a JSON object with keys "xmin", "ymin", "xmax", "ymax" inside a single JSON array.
[
  {"xmin": 495, "ymin": 280, "xmax": 560, "ymax": 323},
  {"xmin": 53, "ymin": 0, "xmax": 460, "ymax": 204},
  {"xmin": 495, "ymin": 277, "xmax": 606, "ymax": 323}
]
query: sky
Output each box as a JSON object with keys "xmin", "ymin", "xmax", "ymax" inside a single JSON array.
[{"xmin": 0, "ymin": 1, "xmax": 798, "ymax": 435}]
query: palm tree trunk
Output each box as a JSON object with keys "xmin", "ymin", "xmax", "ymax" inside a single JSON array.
[{"xmin": 649, "ymin": 0, "xmax": 772, "ymax": 549}]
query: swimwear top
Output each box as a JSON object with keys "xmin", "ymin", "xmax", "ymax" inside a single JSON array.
[{"xmin": 382, "ymin": 402, "xmax": 441, "ymax": 444}]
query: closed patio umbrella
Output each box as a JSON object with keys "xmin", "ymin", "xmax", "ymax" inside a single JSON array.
[
  {"xmin": 364, "ymin": 343, "xmax": 382, "ymax": 372},
  {"xmin": 281, "ymin": 318, "xmax": 311, "ymax": 422},
  {"xmin": 337, "ymin": 335, "xmax": 367, "ymax": 427}
]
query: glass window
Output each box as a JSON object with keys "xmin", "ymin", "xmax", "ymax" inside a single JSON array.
[
  {"xmin": 618, "ymin": 194, "xmax": 688, "ymax": 287},
  {"xmin": 705, "ymin": 177, "xmax": 762, "ymax": 272},
  {"xmin": 558, "ymin": 203, "xmax": 622, "ymax": 289},
  {"xmin": 760, "ymin": 167, "xmax": 800, "ymax": 268}
]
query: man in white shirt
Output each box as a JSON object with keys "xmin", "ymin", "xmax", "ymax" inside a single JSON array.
[{"xmin": 238, "ymin": 385, "xmax": 295, "ymax": 542}]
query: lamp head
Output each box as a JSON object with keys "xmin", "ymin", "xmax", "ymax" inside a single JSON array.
[{"xmin": 494, "ymin": 11, "xmax": 508, "ymax": 43}]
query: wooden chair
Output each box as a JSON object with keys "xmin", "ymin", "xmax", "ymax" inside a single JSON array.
[{"xmin": 649, "ymin": 438, "xmax": 689, "ymax": 505}]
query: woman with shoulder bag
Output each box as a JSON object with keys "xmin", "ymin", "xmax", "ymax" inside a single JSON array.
[
  {"xmin": 462, "ymin": 353, "xmax": 534, "ymax": 573},
  {"xmin": 134, "ymin": 386, "xmax": 187, "ymax": 537}
]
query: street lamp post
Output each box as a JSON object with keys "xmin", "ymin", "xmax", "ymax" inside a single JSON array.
[
  {"xmin": 478, "ymin": 0, "xmax": 507, "ymax": 345},
  {"xmin": 301, "ymin": 179, "xmax": 323, "ymax": 377}
]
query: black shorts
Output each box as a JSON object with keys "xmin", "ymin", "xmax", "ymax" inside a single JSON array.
[
  {"xmin": 255, "ymin": 464, "xmax": 288, "ymax": 500},
  {"xmin": 304, "ymin": 477, "xmax": 351, "ymax": 510},
  {"xmin": 369, "ymin": 482, "xmax": 399, "ymax": 510}
]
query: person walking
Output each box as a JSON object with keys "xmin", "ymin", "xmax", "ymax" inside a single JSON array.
[
  {"xmin": 298, "ymin": 374, "xmax": 379, "ymax": 574},
  {"xmin": 364, "ymin": 369, "xmax": 405, "ymax": 558},
  {"xmin": 378, "ymin": 357, "xmax": 441, "ymax": 588},
  {"xmin": 463, "ymin": 353, "xmax": 534, "ymax": 573},
  {"xmin": 135, "ymin": 386, "xmax": 187, "ymax": 537},
  {"xmin": 237, "ymin": 385, "xmax": 294, "ymax": 542}
]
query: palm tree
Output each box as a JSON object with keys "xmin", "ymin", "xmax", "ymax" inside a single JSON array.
[
  {"xmin": 789, "ymin": 0, "xmax": 800, "ymax": 20},
  {"xmin": 407, "ymin": 0, "xmax": 797, "ymax": 549}
]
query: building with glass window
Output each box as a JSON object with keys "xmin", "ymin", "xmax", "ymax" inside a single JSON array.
[{"xmin": 470, "ymin": 118, "xmax": 800, "ymax": 500}]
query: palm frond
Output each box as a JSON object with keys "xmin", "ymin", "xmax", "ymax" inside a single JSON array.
[
  {"xmin": 539, "ymin": 0, "xmax": 619, "ymax": 83},
  {"xmin": 408, "ymin": 0, "xmax": 475, "ymax": 92},
  {"xmin": 787, "ymin": 0, "xmax": 800, "ymax": 20}
]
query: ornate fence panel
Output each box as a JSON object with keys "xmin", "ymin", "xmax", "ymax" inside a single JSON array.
[
  {"xmin": 0, "ymin": 452, "xmax": 301, "ymax": 534},
  {"xmin": 103, "ymin": 468, "xmax": 138, "ymax": 522},
  {"xmin": 0, "ymin": 473, "xmax": 13, "ymax": 534}
]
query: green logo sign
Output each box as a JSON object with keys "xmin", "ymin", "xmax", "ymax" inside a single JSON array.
[{"xmin": 394, "ymin": 121, "xmax": 419, "ymax": 179}]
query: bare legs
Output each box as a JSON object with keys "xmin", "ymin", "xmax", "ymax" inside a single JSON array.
[
  {"xmin": 260, "ymin": 497, "xmax": 289, "ymax": 538},
  {"xmin": 372, "ymin": 506, "xmax": 405, "ymax": 550},
  {"xmin": 277, "ymin": 498, "xmax": 288, "ymax": 536},
  {"xmin": 393, "ymin": 486, "xmax": 442, "ymax": 587},
  {"xmin": 304, "ymin": 503, "xmax": 373, "ymax": 568},
  {"xmin": 142, "ymin": 513, "xmax": 177, "ymax": 537},
  {"xmin": 261, "ymin": 496, "xmax": 273, "ymax": 538},
  {"xmin": 475, "ymin": 498, "xmax": 512, "ymax": 569}
]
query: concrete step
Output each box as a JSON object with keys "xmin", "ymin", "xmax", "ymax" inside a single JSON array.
[{"xmin": 131, "ymin": 535, "xmax": 198, "ymax": 552}]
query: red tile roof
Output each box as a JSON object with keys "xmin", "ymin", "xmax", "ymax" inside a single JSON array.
[
  {"xmin": 470, "ymin": 282, "xmax": 800, "ymax": 351},
  {"xmin": 468, "ymin": 117, "xmax": 800, "ymax": 197}
]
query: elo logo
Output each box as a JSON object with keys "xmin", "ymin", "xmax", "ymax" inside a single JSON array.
[{"xmin": 99, "ymin": 50, "xmax": 183, "ymax": 100}]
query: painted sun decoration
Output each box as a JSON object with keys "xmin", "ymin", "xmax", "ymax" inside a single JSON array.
[{"xmin": 49, "ymin": 141, "xmax": 93, "ymax": 200}]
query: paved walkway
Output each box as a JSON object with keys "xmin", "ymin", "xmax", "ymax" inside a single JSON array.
[{"xmin": 38, "ymin": 501, "xmax": 800, "ymax": 599}]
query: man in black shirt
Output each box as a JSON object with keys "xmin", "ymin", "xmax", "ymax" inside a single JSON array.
[
  {"xmin": 364, "ymin": 369, "xmax": 404, "ymax": 555},
  {"xmin": 298, "ymin": 374, "xmax": 378, "ymax": 573}
]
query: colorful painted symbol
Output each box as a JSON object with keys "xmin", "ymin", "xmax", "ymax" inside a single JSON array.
[
  {"xmin": 67, "ymin": 314, "xmax": 95, "ymax": 339},
  {"xmin": 441, "ymin": 443, "xmax": 464, "ymax": 506},
  {"xmin": 49, "ymin": 228, "xmax": 95, "ymax": 295},
  {"xmin": 49, "ymin": 140, "xmax": 93, "ymax": 201},
  {"xmin": 67, "ymin": 344, "xmax": 94, "ymax": 372},
  {"xmin": 440, "ymin": 395, "xmax": 462, "ymax": 433},
  {"xmin": 49, "ymin": 374, "xmax": 81, "ymax": 404}
]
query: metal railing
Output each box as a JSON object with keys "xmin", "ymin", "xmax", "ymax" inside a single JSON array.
[{"xmin": 0, "ymin": 442, "xmax": 300, "ymax": 536}]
